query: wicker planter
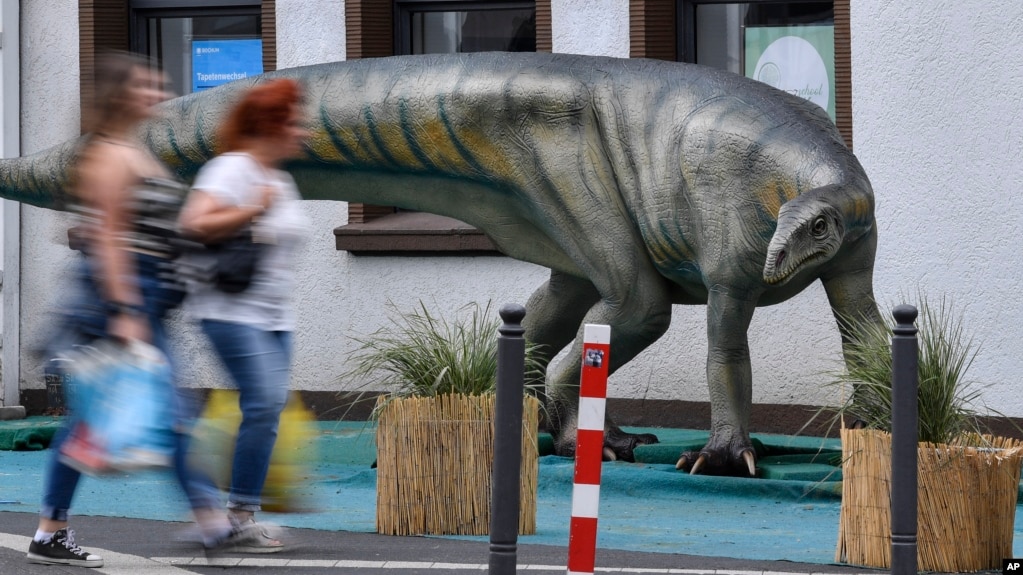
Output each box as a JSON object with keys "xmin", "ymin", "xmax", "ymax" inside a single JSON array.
[
  {"xmin": 836, "ymin": 428, "xmax": 1023, "ymax": 572},
  {"xmin": 375, "ymin": 393, "xmax": 539, "ymax": 536}
]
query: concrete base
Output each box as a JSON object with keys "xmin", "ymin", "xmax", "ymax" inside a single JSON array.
[{"xmin": 0, "ymin": 406, "xmax": 26, "ymax": 420}]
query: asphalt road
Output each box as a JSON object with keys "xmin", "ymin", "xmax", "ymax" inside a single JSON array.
[{"xmin": 0, "ymin": 511, "xmax": 897, "ymax": 575}]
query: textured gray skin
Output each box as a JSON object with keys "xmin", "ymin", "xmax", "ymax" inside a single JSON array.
[{"xmin": 0, "ymin": 52, "xmax": 882, "ymax": 475}]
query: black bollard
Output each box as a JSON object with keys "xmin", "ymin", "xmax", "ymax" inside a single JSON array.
[
  {"xmin": 890, "ymin": 304, "xmax": 919, "ymax": 575},
  {"xmin": 489, "ymin": 303, "xmax": 527, "ymax": 575}
]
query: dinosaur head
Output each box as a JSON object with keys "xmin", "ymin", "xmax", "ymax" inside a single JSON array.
[{"xmin": 763, "ymin": 186, "xmax": 858, "ymax": 286}]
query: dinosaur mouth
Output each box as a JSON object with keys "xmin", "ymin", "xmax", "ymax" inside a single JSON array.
[
  {"xmin": 775, "ymin": 250, "xmax": 786, "ymax": 269},
  {"xmin": 763, "ymin": 249, "xmax": 811, "ymax": 285},
  {"xmin": 764, "ymin": 250, "xmax": 825, "ymax": 285}
]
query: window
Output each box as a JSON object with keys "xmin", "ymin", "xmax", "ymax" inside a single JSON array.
[
  {"xmin": 397, "ymin": 2, "xmax": 536, "ymax": 54},
  {"xmin": 628, "ymin": 0, "xmax": 850, "ymax": 147},
  {"xmin": 131, "ymin": 4, "xmax": 263, "ymax": 96},
  {"xmin": 335, "ymin": 0, "xmax": 551, "ymax": 254},
  {"xmin": 78, "ymin": 1, "xmax": 276, "ymax": 130},
  {"xmin": 677, "ymin": 0, "xmax": 852, "ymax": 147}
]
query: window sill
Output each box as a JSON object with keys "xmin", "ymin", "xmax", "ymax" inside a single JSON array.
[{"xmin": 334, "ymin": 212, "xmax": 503, "ymax": 255}]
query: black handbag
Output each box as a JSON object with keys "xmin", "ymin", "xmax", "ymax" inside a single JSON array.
[{"xmin": 206, "ymin": 226, "xmax": 264, "ymax": 294}]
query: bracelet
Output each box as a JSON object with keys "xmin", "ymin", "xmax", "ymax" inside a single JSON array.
[{"xmin": 108, "ymin": 301, "xmax": 144, "ymax": 317}]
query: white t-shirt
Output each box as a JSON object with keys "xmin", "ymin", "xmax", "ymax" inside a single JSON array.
[{"xmin": 183, "ymin": 152, "xmax": 310, "ymax": 331}]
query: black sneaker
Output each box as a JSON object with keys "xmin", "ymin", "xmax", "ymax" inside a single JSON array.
[{"xmin": 26, "ymin": 527, "xmax": 104, "ymax": 567}]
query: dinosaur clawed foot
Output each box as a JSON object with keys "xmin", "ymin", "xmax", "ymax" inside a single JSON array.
[
  {"xmin": 676, "ymin": 442, "xmax": 757, "ymax": 477},
  {"xmin": 554, "ymin": 428, "xmax": 659, "ymax": 463},
  {"xmin": 602, "ymin": 429, "xmax": 659, "ymax": 462}
]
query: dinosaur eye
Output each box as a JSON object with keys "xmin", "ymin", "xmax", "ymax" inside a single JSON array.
[{"xmin": 812, "ymin": 217, "xmax": 828, "ymax": 237}]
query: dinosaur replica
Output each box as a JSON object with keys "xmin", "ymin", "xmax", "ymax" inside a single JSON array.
[{"xmin": 0, "ymin": 52, "xmax": 882, "ymax": 476}]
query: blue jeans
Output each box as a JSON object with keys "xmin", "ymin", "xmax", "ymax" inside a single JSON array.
[
  {"xmin": 200, "ymin": 320, "xmax": 291, "ymax": 512},
  {"xmin": 41, "ymin": 254, "xmax": 221, "ymax": 521}
]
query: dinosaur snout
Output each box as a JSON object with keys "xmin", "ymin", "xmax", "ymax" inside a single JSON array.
[
  {"xmin": 774, "ymin": 250, "xmax": 786, "ymax": 269},
  {"xmin": 762, "ymin": 241, "xmax": 793, "ymax": 286}
]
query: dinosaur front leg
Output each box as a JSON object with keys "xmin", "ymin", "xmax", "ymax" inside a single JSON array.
[
  {"xmin": 821, "ymin": 229, "xmax": 884, "ymax": 416},
  {"xmin": 524, "ymin": 271, "xmax": 599, "ymax": 422},
  {"xmin": 677, "ymin": 289, "xmax": 758, "ymax": 476},
  {"xmin": 822, "ymin": 229, "xmax": 884, "ymax": 350}
]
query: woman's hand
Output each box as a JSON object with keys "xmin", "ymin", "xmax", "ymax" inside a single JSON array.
[
  {"xmin": 254, "ymin": 184, "xmax": 275, "ymax": 212},
  {"xmin": 109, "ymin": 312, "xmax": 150, "ymax": 344}
]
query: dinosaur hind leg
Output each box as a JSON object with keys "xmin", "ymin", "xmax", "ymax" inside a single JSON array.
[
  {"xmin": 524, "ymin": 271, "xmax": 600, "ymax": 434},
  {"xmin": 540, "ymin": 268, "xmax": 673, "ymax": 462},
  {"xmin": 524, "ymin": 271, "xmax": 600, "ymax": 368}
]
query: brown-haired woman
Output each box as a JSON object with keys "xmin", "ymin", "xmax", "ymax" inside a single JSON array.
[
  {"xmin": 178, "ymin": 78, "xmax": 310, "ymax": 553},
  {"xmin": 28, "ymin": 53, "xmax": 254, "ymax": 568}
]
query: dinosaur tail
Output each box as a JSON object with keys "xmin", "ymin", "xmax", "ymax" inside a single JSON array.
[{"xmin": 0, "ymin": 139, "xmax": 82, "ymax": 211}]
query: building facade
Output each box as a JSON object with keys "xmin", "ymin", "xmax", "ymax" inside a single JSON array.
[{"xmin": 3, "ymin": 0, "xmax": 1021, "ymax": 433}]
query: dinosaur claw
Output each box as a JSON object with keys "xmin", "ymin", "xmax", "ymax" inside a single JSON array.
[
  {"xmin": 743, "ymin": 450, "xmax": 756, "ymax": 476},
  {"xmin": 689, "ymin": 454, "xmax": 706, "ymax": 475},
  {"xmin": 602, "ymin": 447, "xmax": 617, "ymax": 461},
  {"xmin": 675, "ymin": 455, "xmax": 687, "ymax": 470}
]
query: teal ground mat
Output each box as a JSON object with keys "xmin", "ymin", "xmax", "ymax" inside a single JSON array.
[
  {"xmin": 0, "ymin": 416, "xmax": 62, "ymax": 451},
  {"xmin": 0, "ymin": 420, "xmax": 1020, "ymax": 566}
]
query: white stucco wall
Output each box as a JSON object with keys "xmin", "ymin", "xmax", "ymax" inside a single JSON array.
[
  {"xmin": 551, "ymin": 0, "xmax": 629, "ymax": 57},
  {"xmin": 18, "ymin": 0, "xmax": 83, "ymax": 382},
  {"xmin": 276, "ymin": 0, "xmax": 346, "ymax": 69},
  {"xmin": 851, "ymin": 0, "xmax": 1023, "ymax": 416},
  {"xmin": 15, "ymin": 2, "xmax": 1023, "ymax": 419}
]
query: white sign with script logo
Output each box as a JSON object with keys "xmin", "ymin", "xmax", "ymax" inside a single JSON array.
[{"xmin": 752, "ymin": 35, "xmax": 830, "ymax": 113}]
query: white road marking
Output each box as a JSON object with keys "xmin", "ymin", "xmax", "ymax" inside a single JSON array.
[
  {"xmin": 146, "ymin": 557, "xmax": 865, "ymax": 574},
  {"xmin": 0, "ymin": 531, "xmax": 861, "ymax": 574}
]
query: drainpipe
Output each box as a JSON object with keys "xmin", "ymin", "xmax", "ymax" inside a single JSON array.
[{"xmin": 0, "ymin": 1, "xmax": 23, "ymax": 419}]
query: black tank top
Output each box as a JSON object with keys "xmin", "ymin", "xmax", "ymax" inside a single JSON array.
[
  {"xmin": 74, "ymin": 175, "xmax": 189, "ymax": 259},
  {"xmin": 128, "ymin": 176, "xmax": 189, "ymax": 258}
]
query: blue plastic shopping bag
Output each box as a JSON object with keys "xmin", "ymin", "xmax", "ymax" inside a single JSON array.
[{"xmin": 59, "ymin": 340, "xmax": 176, "ymax": 475}]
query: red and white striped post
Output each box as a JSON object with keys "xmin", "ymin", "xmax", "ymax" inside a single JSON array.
[{"xmin": 566, "ymin": 324, "xmax": 610, "ymax": 575}]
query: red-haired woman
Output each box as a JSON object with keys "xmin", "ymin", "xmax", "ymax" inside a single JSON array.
[{"xmin": 178, "ymin": 78, "xmax": 310, "ymax": 553}]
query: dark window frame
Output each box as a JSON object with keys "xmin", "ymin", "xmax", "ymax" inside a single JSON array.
[
  {"xmin": 393, "ymin": 0, "xmax": 537, "ymax": 55},
  {"xmin": 75, "ymin": 0, "xmax": 274, "ymax": 251},
  {"xmin": 129, "ymin": 1, "xmax": 263, "ymax": 55}
]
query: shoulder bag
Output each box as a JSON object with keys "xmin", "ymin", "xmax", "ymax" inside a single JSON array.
[{"xmin": 205, "ymin": 225, "xmax": 264, "ymax": 294}]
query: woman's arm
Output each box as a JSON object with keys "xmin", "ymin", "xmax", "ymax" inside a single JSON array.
[
  {"xmin": 178, "ymin": 185, "xmax": 274, "ymax": 244},
  {"xmin": 75, "ymin": 145, "xmax": 149, "ymax": 341}
]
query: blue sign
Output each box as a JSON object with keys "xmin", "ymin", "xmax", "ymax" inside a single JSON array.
[{"xmin": 192, "ymin": 39, "xmax": 263, "ymax": 92}]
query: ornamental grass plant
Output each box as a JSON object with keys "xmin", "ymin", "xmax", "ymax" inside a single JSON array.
[
  {"xmin": 340, "ymin": 299, "xmax": 546, "ymax": 416},
  {"xmin": 825, "ymin": 293, "xmax": 990, "ymax": 445},
  {"xmin": 341, "ymin": 300, "xmax": 544, "ymax": 536},
  {"xmin": 829, "ymin": 293, "xmax": 1023, "ymax": 572}
]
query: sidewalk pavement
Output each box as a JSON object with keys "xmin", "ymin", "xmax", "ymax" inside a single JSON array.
[{"xmin": 0, "ymin": 512, "xmax": 892, "ymax": 575}]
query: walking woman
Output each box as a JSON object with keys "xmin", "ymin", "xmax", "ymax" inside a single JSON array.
[
  {"xmin": 27, "ymin": 52, "xmax": 248, "ymax": 568},
  {"xmin": 178, "ymin": 78, "xmax": 310, "ymax": 552}
]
